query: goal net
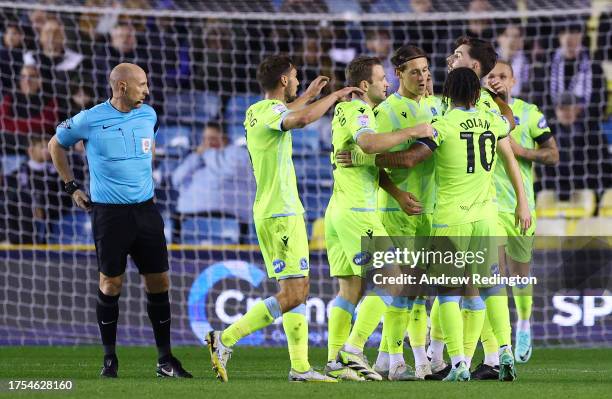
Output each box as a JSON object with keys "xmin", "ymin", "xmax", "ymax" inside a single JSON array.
[{"xmin": 0, "ymin": 0, "xmax": 610, "ymax": 348}]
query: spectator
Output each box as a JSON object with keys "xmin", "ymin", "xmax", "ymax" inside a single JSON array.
[
  {"xmin": 191, "ymin": 21, "xmax": 235, "ymax": 93},
  {"xmin": 0, "ymin": 65, "xmax": 58, "ymax": 145},
  {"xmin": 279, "ymin": 0, "xmax": 328, "ymax": 13},
  {"xmin": 462, "ymin": 0, "xmax": 496, "ymax": 40},
  {"xmin": 496, "ymin": 22, "xmax": 531, "ymax": 98},
  {"xmin": 170, "ymin": 122, "xmax": 255, "ymax": 242},
  {"xmin": 538, "ymin": 92, "xmax": 611, "ymax": 199},
  {"xmin": 21, "ymin": 9, "xmax": 49, "ymax": 50},
  {"xmin": 4, "ymin": 136, "xmax": 72, "ymax": 243},
  {"xmin": 549, "ymin": 23, "xmax": 594, "ymax": 109},
  {"xmin": 365, "ymin": 28, "xmax": 399, "ymax": 92},
  {"xmin": 392, "ymin": 0, "xmax": 451, "ymax": 93},
  {"xmin": 0, "ymin": 21, "xmax": 25, "ymax": 94},
  {"xmin": 23, "ymin": 18, "xmax": 87, "ymax": 112},
  {"xmin": 298, "ymin": 32, "xmax": 334, "ymax": 92},
  {"xmin": 95, "ymin": 23, "xmax": 165, "ymax": 111},
  {"xmin": 63, "ymin": 83, "xmax": 96, "ymax": 121}
]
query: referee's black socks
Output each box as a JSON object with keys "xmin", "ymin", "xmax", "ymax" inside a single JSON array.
[
  {"xmin": 96, "ymin": 289, "xmax": 120, "ymax": 357},
  {"xmin": 146, "ymin": 291, "xmax": 172, "ymax": 361}
]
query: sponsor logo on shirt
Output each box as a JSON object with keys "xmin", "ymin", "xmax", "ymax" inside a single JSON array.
[
  {"xmin": 353, "ymin": 251, "xmax": 372, "ymax": 266},
  {"xmin": 273, "ymin": 259, "xmax": 286, "ymax": 273},
  {"xmin": 431, "ymin": 107, "xmax": 438, "ymax": 116}
]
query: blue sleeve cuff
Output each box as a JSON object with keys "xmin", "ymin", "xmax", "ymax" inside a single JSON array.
[{"xmin": 353, "ymin": 128, "xmax": 375, "ymax": 142}]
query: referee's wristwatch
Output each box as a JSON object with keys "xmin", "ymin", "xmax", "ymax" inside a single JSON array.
[{"xmin": 63, "ymin": 180, "xmax": 80, "ymax": 195}]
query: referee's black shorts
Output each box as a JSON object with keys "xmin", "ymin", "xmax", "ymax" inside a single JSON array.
[{"xmin": 91, "ymin": 198, "xmax": 169, "ymax": 277}]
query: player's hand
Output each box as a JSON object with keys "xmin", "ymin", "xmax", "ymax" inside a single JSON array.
[
  {"xmin": 515, "ymin": 203, "xmax": 532, "ymax": 235},
  {"xmin": 336, "ymin": 150, "xmax": 353, "ymax": 167},
  {"xmin": 333, "ymin": 87, "xmax": 364, "ymax": 102},
  {"xmin": 72, "ymin": 189, "xmax": 92, "ymax": 211},
  {"xmin": 488, "ymin": 79, "xmax": 509, "ymax": 102},
  {"xmin": 426, "ymin": 74, "xmax": 434, "ymax": 96},
  {"xmin": 304, "ymin": 76, "xmax": 330, "ymax": 99},
  {"xmin": 411, "ymin": 123, "xmax": 434, "ymax": 139},
  {"xmin": 396, "ymin": 191, "xmax": 422, "ymax": 215}
]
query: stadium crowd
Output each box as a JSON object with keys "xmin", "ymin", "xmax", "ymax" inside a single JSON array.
[{"xmin": 0, "ymin": 0, "xmax": 610, "ymax": 244}]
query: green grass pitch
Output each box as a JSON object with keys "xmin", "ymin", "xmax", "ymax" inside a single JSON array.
[{"xmin": 1, "ymin": 346, "xmax": 611, "ymax": 398}]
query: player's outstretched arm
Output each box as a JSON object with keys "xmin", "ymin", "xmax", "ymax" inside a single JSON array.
[
  {"xmin": 379, "ymin": 170, "xmax": 422, "ymax": 215},
  {"xmin": 497, "ymin": 137, "xmax": 531, "ymax": 234},
  {"xmin": 356, "ymin": 123, "xmax": 433, "ymax": 154},
  {"xmin": 282, "ymin": 86, "xmax": 363, "ymax": 131},
  {"xmin": 335, "ymin": 141, "xmax": 433, "ymax": 168},
  {"xmin": 509, "ymin": 136, "xmax": 559, "ymax": 166},
  {"xmin": 286, "ymin": 76, "xmax": 330, "ymax": 111},
  {"xmin": 375, "ymin": 142, "xmax": 433, "ymax": 168}
]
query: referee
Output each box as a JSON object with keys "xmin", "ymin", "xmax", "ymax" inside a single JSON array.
[{"xmin": 48, "ymin": 63, "xmax": 192, "ymax": 378}]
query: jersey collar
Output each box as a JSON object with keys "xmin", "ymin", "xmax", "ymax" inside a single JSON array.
[{"xmin": 107, "ymin": 99, "xmax": 132, "ymax": 114}]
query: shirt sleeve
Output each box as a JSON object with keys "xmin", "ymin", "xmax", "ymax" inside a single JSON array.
[
  {"xmin": 418, "ymin": 117, "xmax": 443, "ymax": 151},
  {"xmin": 527, "ymin": 106, "xmax": 553, "ymax": 144},
  {"xmin": 495, "ymin": 114, "xmax": 511, "ymax": 140},
  {"xmin": 55, "ymin": 110, "xmax": 90, "ymax": 148},
  {"xmin": 262, "ymin": 101, "xmax": 292, "ymax": 132},
  {"xmin": 351, "ymin": 108, "xmax": 376, "ymax": 142}
]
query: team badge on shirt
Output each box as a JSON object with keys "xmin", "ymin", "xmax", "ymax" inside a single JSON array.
[
  {"xmin": 357, "ymin": 114, "xmax": 369, "ymax": 127},
  {"xmin": 537, "ymin": 116, "xmax": 548, "ymax": 129},
  {"xmin": 141, "ymin": 138, "xmax": 152, "ymax": 153}
]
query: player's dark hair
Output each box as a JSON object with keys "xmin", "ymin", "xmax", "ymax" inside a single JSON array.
[
  {"xmin": 346, "ymin": 55, "xmax": 382, "ymax": 88},
  {"xmin": 257, "ymin": 55, "xmax": 295, "ymax": 92},
  {"xmin": 454, "ymin": 36, "xmax": 498, "ymax": 77},
  {"xmin": 442, "ymin": 67, "xmax": 481, "ymax": 108},
  {"xmin": 391, "ymin": 45, "xmax": 428, "ymax": 71},
  {"xmin": 495, "ymin": 60, "xmax": 514, "ymax": 77}
]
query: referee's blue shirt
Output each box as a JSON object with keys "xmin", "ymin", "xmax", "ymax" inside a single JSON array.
[{"xmin": 56, "ymin": 100, "xmax": 159, "ymax": 204}]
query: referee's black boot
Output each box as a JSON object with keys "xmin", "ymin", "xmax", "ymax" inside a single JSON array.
[
  {"xmin": 100, "ymin": 354, "xmax": 118, "ymax": 378},
  {"xmin": 156, "ymin": 355, "xmax": 193, "ymax": 378}
]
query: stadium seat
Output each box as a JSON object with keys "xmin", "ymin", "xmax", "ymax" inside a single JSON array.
[
  {"xmin": 294, "ymin": 154, "xmax": 333, "ymax": 186},
  {"xmin": 536, "ymin": 189, "xmax": 597, "ymax": 218},
  {"xmin": 224, "ymin": 94, "xmax": 262, "ymax": 124},
  {"xmin": 572, "ymin": 217, "xmax": 612, "ymax": 236},
  {"xmin": 1, "ymin": 154, "xmax": 26, "ymax": 175},
  {"xmin": 155, "ymin": 125, "xmax": 192, "ymax": 156},
  {"xmin": 301, "ymin": 183, "xmax": 332, "ymax": 222},
  {"xmin": 227, "ymin": 123, "xmax": 246, "ymax": 143},
  {"xmin": 535, "ymin": 218, "xmax": 568, "ymax": 236},
  {"xmin": 165, "ymin": 91, "xmax": 221, "ymax": 124},
  {"xmin": 599, "ymin": 189, "xmax": 612, "ymax": 217},
  {"xmin": 48, "ymin": 211, "xmax": 93, "ymax": 244},
  {"xmin": 292, "ymin": 127, "xmax": 320, "ymax": 155},
  {"xmin": 180, "ymin": 216, "xmax": 240, "ymax": 245},
  {"xmin": 309, "ymin": 217, "xmax": 325, "ymax": 250}
]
